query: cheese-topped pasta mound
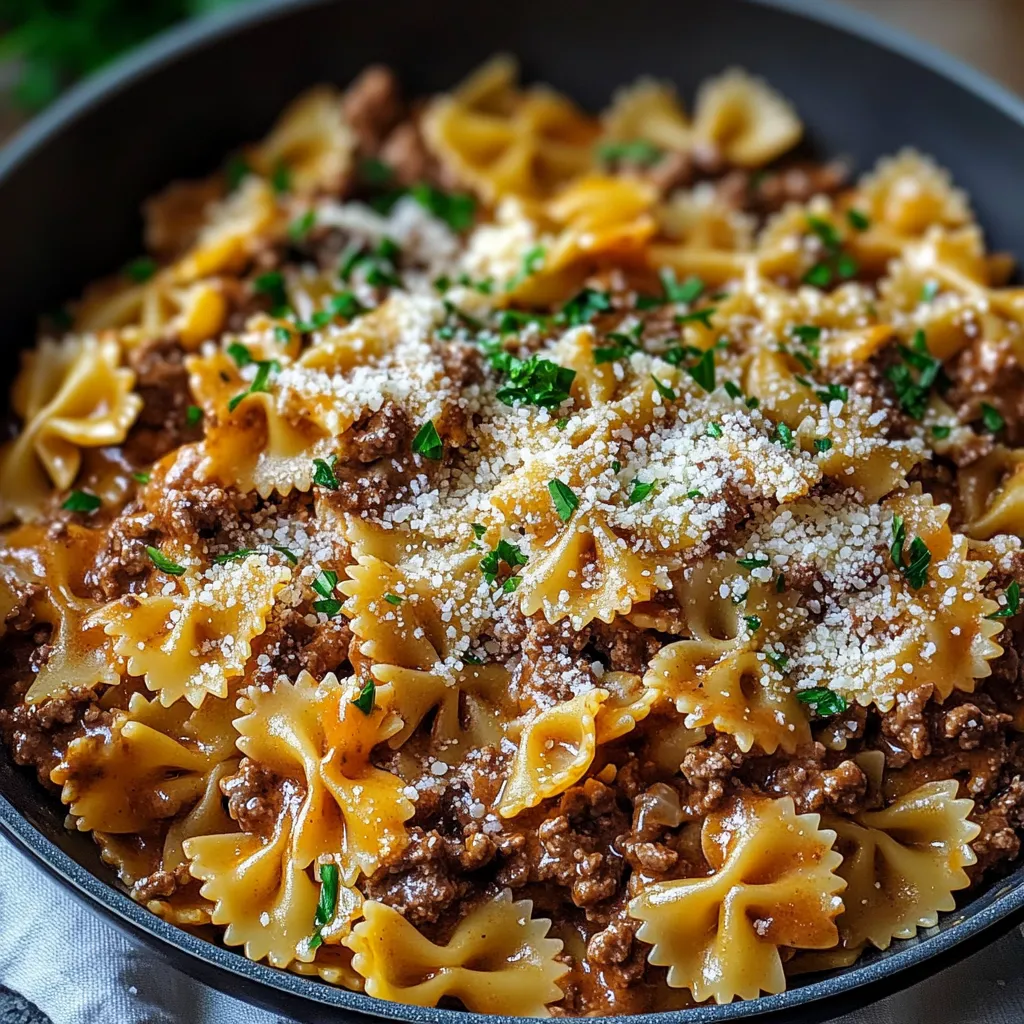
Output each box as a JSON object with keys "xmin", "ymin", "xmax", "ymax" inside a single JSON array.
[{"xmin": 3, "ymin": 58, "xmax": 1024, "ymax": 1015}]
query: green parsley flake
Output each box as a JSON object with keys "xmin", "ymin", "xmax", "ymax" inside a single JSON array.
[
  {"xmin": 124, "ymin": 256, "xmax": 157, "ymax": 283},
  {"xmin": 360, "ymin": 157, "xmax": 394, "ymax": 186},
  {"xmin": 675, "ymin": 306, "xmax": 716, "ymax": 329},
  {"xmin": 308, "ymin": 862, "xmax": 340, "ymax": 950},
  {"xmin": 351, "ymin": 678, "xmax": 376, "ymax": 715},
  {"xmin": 814, "ymin": 437, "xmax": 833, "ymax": 453},
  {"xmin": 548, "ymin": 479, "xmax": 579, "ymax": 522},
  {"xmin": 131, "ymin": 471, "xmax": 151, "ymax": 484},
  {"xmin": 480, "ymin": 540, "xmax": 528, "ymax": 584},
  {"xmin": 988, "ymin": 580, "xmax": 1021, "ymax": 620},
  {"xmin": 744, "ymin": 615, "xmax": 762, "ymax": 632},
  {"xmin": 384, "ymin": 593, "xmax": 403, "ymax": 605},
  {"xmin": 706, "ymin": 422, "xmax": 723, "ymax": 438},
  {"xmin": 737, "ymin": 555, "xmax": 770, "ymax": 570},
  {"xmin": 502, "ymin": 575, "xmax": 522, "ymax": 594},
  {"xmin": 846, "ymin": 208, "xmax": 870, "ymax": 231},
  {"xmin": 771, "ymin": 422, "xmax": 795, "ymax": 449},
  {"xmin": 886, "ymin": 330, "xmax": 946, "ymax": 420},
  {"xmin": 213, "ymin": 549, "xmax": 255, "ymax": 565},
  {"xmin": 271, "ymin": 161, "xmax": 292, "ymax": 194},
  {"xmin": 227, "ymin": 341, "xmax": 252, "ymax": 368},
  {"xmin": 596, "ymin": 139, "xmax": 663, "ymax": 166},
  {"xmin": 411, "ymin": 421, "xmax": 444, "ymax": 460},
  {"xmin": 494, "ymin": 354, "xmax": 575, "ymax": 409},
  {"xmin": 289, "ymin": 209, "xmax": 316, "ymax": 242},
  {"xmin": 147, "ymin": 546, "xmax": 186, "ymax": 576},
  {"xmin": 62, "ymin": 490, "xmax": 100, "ymax": 513},
  {"xmin": 651, "ymin": 375, "xmax": 676, "ymax": 401},
  {"xmin": 765, "ymin": 649, "xmax": 789, "ymax": 672},
  {"xmin": 686, "ymin": 349, "xmax": 715, "ymax": 393},
  {"xmin": 797, "ymin": 687, "xmax": 848, "ymax": 716},
  {"xmin": 931, "ymin": 425, "xmax": 952, "ymax": 440},
  {"xmin": 225, "ymin": 156, "xmax": 251, "ymax": 191},
  {"xmin": 921, "ymin": 280, "xmax": 940, "ymax": 303},
  {"xmin": 253, "ymin": 271, "xmax": 289, "ymax": 313},
  {"xmin": 186, "ymin": 405, "xmax": 203, "ymax": 427},
  {"xmin": 312, "ymin": 455, "xmax": 340, "ymax": 489},
  {"xmin": 816, "ymin": 383, "xmax": 848, "ymax": 405},
  {"xmin": 471, "ymin": 523, "xmax": 487, "ymax": 540},
  {"xmin": 891, "ymin": 515, "xmax": 931, "ymax": 589},
  {"xmin": 981, "ymin": 403, "xmax": 1005, "ymax": 433},
  {"xmin": 558, "ymin": 288, "xmax": 611, "ymax": 326},
  {"xmin": 628, "ymin": 480, "xmax": 657, "ymax": 504},
  {"xmin": 227, "ymin": 359, "xmax": 279, "ymax": 413},
  {"xmin": 506, "ymin": 244, "xmax": 547, "ymax": 292},
  {"xmin": 272, "ymin": 546, "xmax": 299, "ymax": 565},
  {"xmin": 409, "ymin": 183, "xmax": 476, "ymax": 231}
]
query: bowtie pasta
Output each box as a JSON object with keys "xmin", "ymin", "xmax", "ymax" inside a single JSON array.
[{"xmin": 3, "ymin": 56, "xmax": 1024, "ymax": 1017}]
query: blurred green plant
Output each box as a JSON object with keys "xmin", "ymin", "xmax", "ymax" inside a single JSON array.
[{"xmin": 0, "ymin": 0, "xmax": 248, "ymax": 110}]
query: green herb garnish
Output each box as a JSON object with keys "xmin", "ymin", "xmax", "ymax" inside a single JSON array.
[
  {"xmin": 480, "ymin": 540, "xmax": 528, "ymax": 584},
  {"xmin": 558, "ymin": 288, "xmax": 611, "ymax": 326},
  {"xmin": 596, "ymin": 139, "xmax": 663, "ymax": 166},
  {"xmin": 797, "ymin": 687, "xmax": 848, "ymax": 716},
  {"xmin": 312, "ymin": 455, "xmax": 339, "ymax": 489},
  {"xmin": 988, "ymin": 580, "xmax": 1021, "ymax": 620},
  {"xmin": 411, "ymin": 421, "xmax": 444, "ymax": 460},
  {"xmin": 227, "ymin": 359, "xmax": 279, "ymax": 413},
  {"xmin": 494, "ymin": 354, "xmax": 575, "ymax": 409},
  {"xmin": 981, "ymin": 403, "xmax": 1005, "ymax": 433},
  {"xmin": 62, "ymin": 490, "xmax": 100, "ymax": 513},
  {"xmin": 213, "ymin": 549, "xmax": 255, "ymax": 564},
  {"xmin": 146, "ymin": 546, "xmax": 186, "ymax": 576},
  {"xmin": 548, "ymin": 479, "xmax": 579, "ymax": 522},
  {"xmin": 124, "ymin": 256, "xmax": 157, "ymax": 283},
  {"xmin": 351, "ymin": 679, "xmax": 376, "ymax": 715},
  {"xmin": 628, "ymin": 480, "xmax": 657, "ymax": 504}
]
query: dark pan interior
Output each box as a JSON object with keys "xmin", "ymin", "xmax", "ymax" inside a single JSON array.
[{"xmin": 2, "ymin": 0, "xmax": 1024, "ymax": 1021}]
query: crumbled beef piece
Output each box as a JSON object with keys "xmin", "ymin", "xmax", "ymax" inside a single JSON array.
[
  {"xmin": 0, "ymin": 687, "xmax": 107, "ymax": 788},
  {"xmin": 89, "ymin": 503, "xmax": 159, "ymax": 599},
  {"xmin": 296, "ymin": 619, "xmax": 352, "ymax": 679},
  {"xmin": 940, "ymin": 699, "xmax": 1011, "ymax": 751},
  {"xmin": 587, "ymin": 913, "xmax": 637, "ymax": 966},
  {"xmin": 222, "ymin": 758, "xmax": 292, "ymax": 835},
  {"xmin": 349, "ymin": 401, "xmax": 411, "ymax": 463},
  {"xmin": 378, "ymin": 122, "xmax": 432, "ymax": 188},
  {"xmin": 132, "ymin": 863, "xmax": 192, "ymax": 904},
  {"xmin": 342, "ymin": 65, "xmax": 404, "ymax": 155},
  {"xmin": 880, "ymin": 684, "xmax": 934, "ymax": 764},
  {"xmin": 510, "ymin": 614, "xmax": 594, "ymax": 709},
  {"xmin": 123, "ymin": 340, "xmax": 199, "ymax": 464},
  {"xmin": 497, "ymin": 779, "xmax": 628, "ymax": 912},
  {"xmin": 971, "ymin": 777, "xmax": 1024, "ymax": 876},
  {"xmin": 143, "ymin": 177, "xmax": 223, "ymax": 260},
  {"xmin": 588, "ymin": 620, "xmax": 662, "ymax": 674},
  {"xmin": 363, "ymin": 827, "xmax": 472, "ymax": 928},
  {"xmin": 679, "ymin": 736, "xmax": 740, "ymax": 817},
  {"xmin": 748, "ymin": 161, "xmax": 847, "ymax": 212},
  {"xmin": 946, "ymin": 333, "xmax": 1024, "ymax": 446}
]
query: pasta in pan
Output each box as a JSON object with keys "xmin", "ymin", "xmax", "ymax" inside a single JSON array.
[{"xmin": 4, "ymin": 56, "xmax": 1024, "ymax": 1017}]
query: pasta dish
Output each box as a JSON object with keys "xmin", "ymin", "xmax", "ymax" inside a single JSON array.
[{"xmin": 2, "ymin": 57, "xmax": 1023, "ymax": 1015}]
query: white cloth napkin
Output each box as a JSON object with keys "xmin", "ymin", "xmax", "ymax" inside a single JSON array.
[{"xmin": 0, "ymin": 833, "xmax": 1021, "ymax": 1024}]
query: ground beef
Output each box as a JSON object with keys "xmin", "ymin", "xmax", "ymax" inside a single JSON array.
[
  {"xmin": 509, "ymin": 614, "xmax": 595, "ymax": 710},
  {"xmin": 88, "ymin": 502, "xmax": 159, "ymax": 600},
  {"xmin": 879, "ymin": 684, "xmax": 935, "ymax": 763},
  {"xmin": 971, "ymin": 777, "xmax": 1024, "ymax": 876},
  {"xmin": 132, "ymin": 862, "xmax": 193, "ymax": 904},
  {"xmin": 342, "ymin": 65, "xmax": 404, "ymax": 156},
  {"xmin": 757, "ymin": 748, "xmax": 868, "ymax": 816},
  {"xmin": 349, "ymin": 401, "xmax": 411, "ymax": 463},
  {"xmin": 378, "ymin": 121, "xmax": 432, "ymax": 188},
  {"xmin": 678, "ymin": 736, "xmax": 740, "ymax": 818},
  {"xmin": 363, "ymin": 826, "xmax": 473, "ymax": 928},
  {"xmin": 588, "ymin": 620, "xmax": 662, "ymax": 675},
  {"xmin": 946, "ymin": 333, "xmax": 1024, "ymax": 446},
  {"xmin": 221, "ymin": 758, "xmax": 294, "ymax": 836},
  {"xmin": 0, "ymin": 688, "xmax": 107, "ymax": 789},
  {"xmin": 123, "ymin": 340, "xmax": 200, "ymax": 465}
]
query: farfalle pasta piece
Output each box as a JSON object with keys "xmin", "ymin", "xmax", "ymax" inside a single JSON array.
[
  {"xmin": 345, "ymin": 892, "xmax": 566, "ymax": 1016},
  {"xmin": 827, "ymin": 780, "xmax": 979, "ymax": 950},
  {"xmin": 247, "ymin": 86, "xmax": 355, "ymax": 195},
  {"xmin": 0, "ymin": 335, "xmax": 141, "ymax": 523},
  {"xmin": 690, "ymin": 69, "xmax": 802, "ymax": 167},
  {"xmin": 101, "ymin": 554, "xmax": 290, "ymax": 707},
  {"xmin": 54, "ymin": 690, "xmax": 237, "ymax": 833},
  {"xmin": 963, "ymin": 449, "xmax": 1024, "ymax": 539},
  {"xmin": 602, "ymin": 78, "xmax": 691, "ymax": 152},
  {"xmin": 498, "ymin": 688, "xmax": 606, "ymax": 818},
  {"xmin": 629, "ymin": 794, "xmax": 844, "ymax": 1004},
  {"xmin": 234, "ymin": 671, "xmax": 411, "ymax": 880},
  {"xmin": 422, "ymin": 55, "xmax": 598, "ymax": 201}
]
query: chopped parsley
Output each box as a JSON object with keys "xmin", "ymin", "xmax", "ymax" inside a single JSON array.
[
  {"xmin": 814, "ymin": 437, "xmax": 833, "ymax": 453},
  {"xmin": 637, "ymin": 269, "xmax": 704, "ymax": 310},
  {"xmin": 312, "ymin": 455, "xmax": 339, "ymax": 489},
  {"xmin": 706, "ymin": 421, "xmax": 723, "ymax": 438},
  {"xmin": 308, "ymin": 863, "xmax": 340, "ymax": 951},
  {"xmin": 558, "ymin": 288, "xmax": 611, "ymax": 326},
  {"xmin": 890, "ymin": 514, "xmax": 931, "ymax": 589},
  {"xmin": 803, "ymin": 263, "xmax": 834, "ymax": 288},
  {"xmin": 271, "ymin": 161, "xmax": 292, "ymax": 194},
  {"xmin": 686, "ymin": 488, "xmax": 703, "ymax": 499},
  {"xmin": 815, "ymin": 383, "xmax": 848, "ymax": 405},
  {"xmin": 360, "ymin": 157, "xmax": 394, "ymax": 186},
  {"xmin": 807, "ymin": 215, "xmax": 842, "ymax": 250},
  {"xmin": 723, "ymin": 380, "xmax": 743, "ymax": 400},
  {"xmin": 480, "ymin": 540, "xmax": 528, "ymax": 584},
  {"xmin": 351, "ymin": 679, "xmax": 376, "ymax": 714},
  {"xmin": 471, "ymin": 523, "xmax": 487, "ymax": 540},
  {"xmin": 146, "ymin": 546, "xmax": 186, "ymax": 576},
  {"xmin": 931, "ymin": 424, "xmax": 952, "ymax": 440},
  {"xmin": 737, "ymin": 555, "xmax": 770, "ymax": 570},
  {"xmin": 628, "ymin": 480, "xmax": 657, "ymax": 504},
  {"xmin": 338, "ymin": 238, "xmax": 401, "ymax": 288},
  {"xmin": 124, "ymin": 256, "xmax": 157, "ymax": 283},
  {"xmin": 886, "ymin": 329, "xmax": 947, "ymax": 420},
  {"xmin": 556, "ymin": 417, "xmax": 569, "ymax": 430},
  {"xmin": 921, "ymin": 280, "xmax": 940, "ymax": 303},
  {"xmin": 228, "ymin": 359, "xmax": 279, "ymax": 413},
  {"xmin": 62, "ymin": 490, "xmax": 100, "ymax": 513},
  {"xmin": 611, "ymin": 460, "xmax": 621, "ymax": 474},
  {"xmin": 497, "ymin": 309, "xmax": 551, "ymax": 334},
  {"xmin": 771, "ymin": 422, "xmax": 795, "ymax": 449},
  {"xmin": 185, "ymin": 405, "xmax": 203, "ymax": 427},
  {"xmin": 744, "ymin": 615, "xmax": 762, "ymax": 633},
  {"xmin": 981, "ymin": 402, "xmax": 1005, "ymax": 433},
  {"xmin": 131, "ymin": 471, "xmax": 151, "ymax": 484},
  {"xmin": 272, "ymin": 546, "xmax": 299, "ymax": 565},
  {"xmin": 548, "ymin": 479, "xmax": 579, "ymax": 522},
  {"xmin": 493, "ymin": 354, "xmax": 575, "ymax": 409},
  {"xmin": 288, "ymin": 209, "xmax": 316, "ymax": 242},
  {"xmin": 596, "ymin": 139, "xmax": 663, "ymax": 166},
  {"xmin": 384, "ymin": 593, "xmax": 403, "ymax": 605},
  {"xmin": 293, "ymin": 292, "xmax": 366, "ymax": 331},
  {"xmin": 213, "ymin": 549, "xmax": 255, "ymax": 565},
  {"xmin": 225, "ymin": 155, "xmax": 251, "ymax": 191},
  {"xmin": 846, "ymin": 208, "xmax": 870, "ymax": 231},
  {"xmin": 312, "ymin": 569, "xmax": 341, "ymax": 616},
  {"xmin": 227, "ymin": 341, "xmax": 252, "ymax": 368},
  {"xmin": 764, "ymin": 649, "xmax": 789, "ymax": 672},
  {"xmin": 253, "ymin": 271, "xmax": 289, "ymax": 314},
  {"xmin": 651, "ymin": 375, "xmax": 676, "ymax": 401},
  {"xmin": 686, "ymin": 349, "xmax": 716, "ymax": 393},
  {"xmin": 595, "ymin": 323, "xmax": 643, "ymax": 363},
  {"xmin": 506, "ymin": 244, "xmax": 547, "ymax": 292},
  {"xmin": 797, "ymin": 687, "xmax": 848, "ymax": 716},
  {"xmin": 675, "ymin": 306, "xmax": 716, "ymax": 329},
  {"xmin": 409, "ymin": 183, "xmax": 476, "ymax": 231},
  {"xmin": 803, "ymin": 215, "xmax": 858, "ymax": 287},
  {"xmin": 502, "ymin": 575, "xmax": 522, "ymax": 594},
  {"xmin": 411, "ymin": 421, "xmax": 444, "ymax": 460},
  {"xmin": 988, "ymin": 580, "xmax": 1021, "ymax": 620}
]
